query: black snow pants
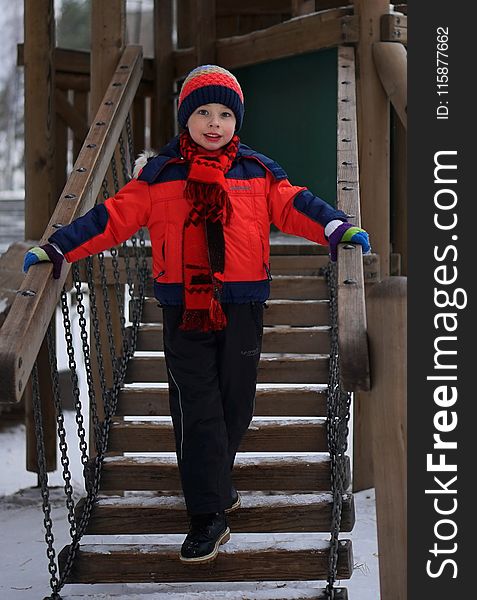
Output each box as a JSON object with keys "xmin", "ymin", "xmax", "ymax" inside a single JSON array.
[{"xmin": 162, "ymin": 301, "xmax": 264, "ymax": 515}]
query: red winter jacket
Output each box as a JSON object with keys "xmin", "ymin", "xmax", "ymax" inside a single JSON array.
[{"xmin": 49, "ymin": 137, "xmax": 347, "ymax": 304}]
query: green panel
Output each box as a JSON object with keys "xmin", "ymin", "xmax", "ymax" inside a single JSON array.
[{"xmin": 233, "ymin": 48, "xmax": 338, "ymax": 207}]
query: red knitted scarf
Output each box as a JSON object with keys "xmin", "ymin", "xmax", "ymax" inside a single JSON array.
[{"xmin": 179, "ymin": 131, "xmax": 240, "ymax": 332}]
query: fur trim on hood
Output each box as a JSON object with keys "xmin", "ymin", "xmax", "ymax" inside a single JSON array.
[{"xmin": 132, "ymin": 150, "xmax": 157, "ymax": 179}]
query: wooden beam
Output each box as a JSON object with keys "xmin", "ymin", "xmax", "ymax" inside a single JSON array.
[
  {"xmin": 0, "ymin": 46, "xmax": 143, "ymax": 404},
  {"xmin": 373, "ymin": 41, "xmax": 407, "ymax": 129},
  {"xmin": 55, "ymin": 89, "xmax": 89, "ymax": 143},
  {"xmin": 336, "ymin": 46, "xmax": 370, "ymax": 392},
  {"xmin": 18, "ymin": 44, "xmax": 155, "ymax": 88},
  {"xmin": 216, "ymin": 9, "xmax": 356, "ymax": 71},
  {"xmin": 152, "ymin": 0, "xmax": 174, "ymax": 149},
  {"xmin": 381, "ymin": 13, "xmax": 407, "ymax": 44},
  {"xmin": 217, "ymin": 0, "xmax": 290, "ymax": 15}
]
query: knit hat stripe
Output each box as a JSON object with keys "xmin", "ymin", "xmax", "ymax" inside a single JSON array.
[
  {"xmin": 178, "ymin": 85, "xmax": 243, "ymax": 130},
  {"xmin": 180, "ymin": 70, "xmax": 244, "ymax": 104}
]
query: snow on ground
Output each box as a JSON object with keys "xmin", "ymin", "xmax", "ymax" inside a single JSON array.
[{"xmin": 0, "ymin": 415, "xmax": 379, "ymax": 600}]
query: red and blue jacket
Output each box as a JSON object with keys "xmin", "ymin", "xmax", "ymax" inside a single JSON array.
[{"xmin": 49, "ymin": 136, "xmax": 347, "ymax": 305}]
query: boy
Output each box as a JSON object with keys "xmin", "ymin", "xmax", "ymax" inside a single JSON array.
[{"xmin": 24, "ymin": 65, "xmax": 370, "ymax": 563}]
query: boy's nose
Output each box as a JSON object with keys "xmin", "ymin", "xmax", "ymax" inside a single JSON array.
[{"xmin": 208, "ymin": 115, "xmax": 220, "ymax": 127}]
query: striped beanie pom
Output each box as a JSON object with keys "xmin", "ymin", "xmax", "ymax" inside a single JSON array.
[{"xmin": 178, "ymin": 65, "xmax": 245, "ymax": 131}]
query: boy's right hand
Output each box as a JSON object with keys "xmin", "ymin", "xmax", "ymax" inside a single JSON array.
[{"xmin": 23, "ymin": 243, "xmax": 64, "ymax": 279}]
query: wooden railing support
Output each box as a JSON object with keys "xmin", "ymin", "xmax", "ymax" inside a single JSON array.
[
  {"xmin": 367, "ymin": 277, "xmax": 407, "ymax": 600},
  {"xmin": 0, "ymin": 45, "xmax": 143, "ymax": 404}
]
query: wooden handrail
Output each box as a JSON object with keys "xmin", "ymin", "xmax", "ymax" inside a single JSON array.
[
  {"xmin": 335, "ymin": 45, "xmax": 370, "ymax": 391},
  {"xmin": 0, "ymin": 45, "xmax": 143, "ymax": 404}
]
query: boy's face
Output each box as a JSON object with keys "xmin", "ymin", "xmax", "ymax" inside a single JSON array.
[{"xmin": 186, "ymin": 103, "xmax": 236, "ymax": 150}]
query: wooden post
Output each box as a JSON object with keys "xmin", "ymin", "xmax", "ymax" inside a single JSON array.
[
  {"xmin": 89, "ymin": 0, "xmax": 126, "ymax": 443},
  {"xmin": 90, "ymin": 0, "xmax": 126, "ymax": 117},
  {"xmin": 352, "ymin": 0, "xmax": 390, "ymax": 492},
  {"xmin": 195, "ymin": 0, "xmax": 217, "ymax": 64},
  {"xmin": 177, "ymin": 0, "xmax": 194, "ymax": 49},
  {"xmin": 23, "ymin": 0, "xmax": 57, "ymax": 473},
  {"xmin": 353, "ymin": 0, "xmax": 390, "ymax": 275},
  {"xmin": 24, "ymin": 0, "xmax": 57, "ymax": 239},
  {"xmin": 55, "ymin": 102, "xmax": 68, "ymax": 201},
  {"xmin": 367, "ymin": 277, "xmax": 407, "ymax": 600},
  {"xmin": 152, "ymin": 0, "xmax": 174, "ymax": 149},
  {"xmin": 133, "ymin": 95, "xmax": 146, "ymax": 159},
  {"xmin": 392, "ymin": 111, "xmax": 407, "ymax": 274}
]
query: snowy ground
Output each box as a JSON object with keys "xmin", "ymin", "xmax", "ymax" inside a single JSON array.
[{"xmin": 0, "ymin": 415, "xmax": 379, "ymax": 600}]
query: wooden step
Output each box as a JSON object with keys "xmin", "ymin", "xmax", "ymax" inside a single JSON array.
[
  {"xmin": 134, "ymin": 324, "xmax": 330, "ymax": 354},
  {"xmin": 144, "ymin": 276, "xmax": 328, "ymax": 303},
  {"xmin": 60, "ymin": 587, "xmax": 349, "ymax": 600},
  {"xmin": 58, "ymin": 538, "xmax": 353, "ymax": 583},
  {"xmin": 108, "ymin": 418, "xmax": 328, "ymax": 453},
  {"xmin": 97, "ymin": 455, "xmax": 350, "ymax": 492},
  {"xmin": 78, "ymin": 492, "xmax": 355, "ymax": 535},
  {"xmin": 269, "ymin": 254, "xmax": 329, "ymax": 275},
  {"xmin": 138, "ymin": 298, "xmax": 330, "ymax": 326},
  {"xmin": 125, "ymin": 354, "xmax": 329, "ymax": 384},
  {"xmin": 116, "ymin": 385, "xmax": 328, "ymax": 417}
]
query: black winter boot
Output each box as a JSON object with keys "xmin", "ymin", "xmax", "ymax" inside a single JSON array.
[
  {"xmin": 180, "ymin": 512, "xmax": 230, "ymax": 563},
  {"xmin": 225, "ymin": 486, "xmax": 241, "ymax": 514}
]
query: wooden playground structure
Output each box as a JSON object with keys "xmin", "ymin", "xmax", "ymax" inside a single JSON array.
[{"xmin": 0, "ymin": 1, "xmax": 407, "ymax": 598}]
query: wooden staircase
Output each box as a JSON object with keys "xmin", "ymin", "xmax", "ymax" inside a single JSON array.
[{"xmin": 60, "ymin": 242, "xmax": 355, "ymax": 597}]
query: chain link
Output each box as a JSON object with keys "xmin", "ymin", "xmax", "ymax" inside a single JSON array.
[
  {"xmin": 31, "ymin": 363, "xmax": 61, "ymax": 598},
  {"xmin": 325, "ymin": 262, "xmax": 352, "ymax": 598},
  {"xmin": 59, "ymin": 288, "xmax": 89, "ymax": 468},
  {"xmin": 34, "ymin": 118, "xmax": 152, "ymax": 596},
  {"xmin": 71, "ymin": 263, "xmax": 101, "ymax": 453},
  {"xmin": 46, "ymin": 325, "xmax": 77, "ymax": 540}
]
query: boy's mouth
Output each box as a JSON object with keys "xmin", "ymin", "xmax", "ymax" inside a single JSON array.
[{"xmin": 203, "ymin": 133, "xmax": 222, "ymax": 140}]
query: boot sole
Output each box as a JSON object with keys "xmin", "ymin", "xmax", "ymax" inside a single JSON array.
[
  {"xmin": 179, "ymin": 527, "xmax": 231, "ymax": 564},
  {"xmin": 225, "ymin": 492, "xmax": 241, "ymax": 514}
]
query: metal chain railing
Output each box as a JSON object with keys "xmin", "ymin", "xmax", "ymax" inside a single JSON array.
[
  {"xmin": 325, "ymin": 262, "xmax": 353, "ymax": 598},
  {"xmin": 30, "ymin": 115, "xmax": 149, "ymax": 598}
]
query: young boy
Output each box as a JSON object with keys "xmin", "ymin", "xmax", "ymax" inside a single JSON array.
[{"xmin": 24, "ymin": 65, "xmax": 370, "ymax": 564}]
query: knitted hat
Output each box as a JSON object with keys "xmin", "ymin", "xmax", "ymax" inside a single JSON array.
[{"xmin": 178, "ymin": 65, "xmax": 244, "ymax": 131}]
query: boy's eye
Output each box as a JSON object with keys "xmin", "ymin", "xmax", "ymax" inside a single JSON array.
[
  {"xmin": 197, "ymin": 109, "xmax": 208, "ymax": 115},
  {"xmin": 222, "ymin": 112, "xmax": 232, "ymax": 118}
]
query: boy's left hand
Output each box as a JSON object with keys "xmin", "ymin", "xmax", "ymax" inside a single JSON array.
[{"xmin": 328, "ymin": 222, "xmax": 370, "ymax": 262}]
